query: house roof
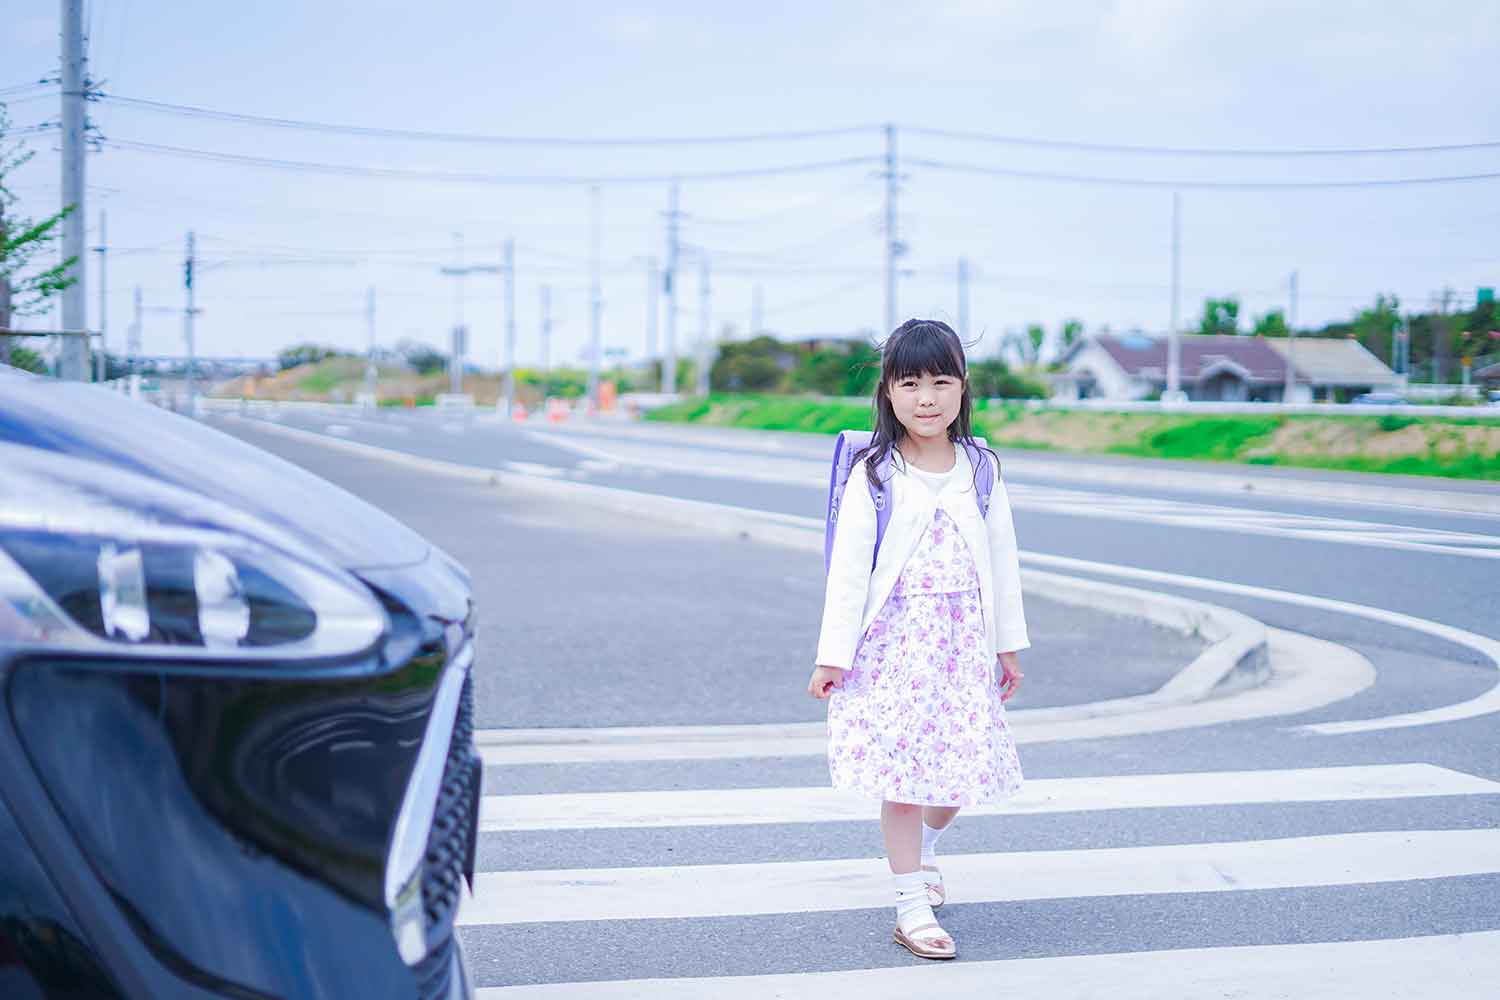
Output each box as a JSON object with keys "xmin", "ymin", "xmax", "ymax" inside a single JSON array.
[
  {"xmin": 1264, "ymin": 336, "xmax": 1396, "ymax": 385},
  {"xmin": 1476, "ymin": 361, "xmax": 1500, "ymax": 381},
  {"xmin": 1091, "ymin": 333, "xmax": 1287, "ymax": 383}
]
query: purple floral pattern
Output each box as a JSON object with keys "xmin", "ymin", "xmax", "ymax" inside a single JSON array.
[{"xmin": 827, "ymin": 508, "xmax": 1024, "ymax": 806}]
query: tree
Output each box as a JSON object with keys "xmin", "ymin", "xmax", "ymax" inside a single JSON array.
[
  {"xmin": 715, "ymin": 335, "xmax": 790, "ymax": 393},
  {"xmin": 1, "ymin": 104, "xmax": 78, "ymax": 367},
  {"xmin": 1059, "ymin": 318, "xmax": 1085, "ymax": 354},
  {"xmin": 1352, "ymin": 293, "xmax": 1401, "ymax": 367},
  {"xmin": 276, "ymin": 342, "xmax": 346, "ymax": 371},
  {"xmin": 395, "ymin": 338, "xmax": 447, "ymax": 375},
  {"xmin": 1197, "ymin": 297, "xmax": 1241, "ymax": 336},
  {"xmin": 1252, "ymin": 309, "xmax": 1289, "ymax": 337},
  {"xmin": 786, "ymin": 339, "xmax": 879, "ymax": 396}
]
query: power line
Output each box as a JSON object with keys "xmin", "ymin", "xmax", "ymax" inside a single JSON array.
[
  {"xmin": 92, "ymin": 94, "xmax": 1500, "ymax": 160},
  {"xmin": 907, "ymin": 156, "xmax": 1500, "ymax": 190},
  {"xmin": 904, "ymin": 124, "xmax": 1500, "ymax": 158},
  {"xmin": 99, "ymin": 94, "xmax": 880, "ymax": 146},
  {"xmin": 101, "ymin": 137, "xmax": 882, "ymax": 185}
]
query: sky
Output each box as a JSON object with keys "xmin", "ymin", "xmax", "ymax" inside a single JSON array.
[{"xmin": 6, "ymin": 1, "xmax": 1500, "ymax": 370}]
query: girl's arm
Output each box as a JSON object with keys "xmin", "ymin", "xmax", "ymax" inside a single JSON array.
[
  {"xmin": 814, "ymin": 462, "xmax": 878, "ymax": 669},
  {"xmin": 985, "ymin": 453, "xmax": 1031, "ymax": 655}
]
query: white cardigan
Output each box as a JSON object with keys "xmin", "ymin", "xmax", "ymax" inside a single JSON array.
[{"xmin": 815, "ymin": 443, "xmax": 1030, "ymax": 670}]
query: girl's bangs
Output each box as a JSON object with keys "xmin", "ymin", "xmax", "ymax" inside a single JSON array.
[{"xmin": 885, "ymin": 324, "xmax": 966, "ymax": 381}]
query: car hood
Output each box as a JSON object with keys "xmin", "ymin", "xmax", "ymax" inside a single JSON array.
[{"xmin": 0, "ymin": 368, "xmax": 429, "ymax": 571}]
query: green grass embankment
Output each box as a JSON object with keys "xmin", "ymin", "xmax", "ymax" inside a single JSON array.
[{"xmin": 644, "ymin": 395, "xmax": 1500, "ymax": 481}]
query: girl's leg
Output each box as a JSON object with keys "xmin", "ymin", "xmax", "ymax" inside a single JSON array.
[
  {"xmin": 923, "ymin": 805, "xmax": 960, "ymax": 831},
  {"xmin": 921, "ymin": 805, "xmax": 959, "ymax": 866},
  {"xmin": 885, "ymin": 800, "xmax": 956, "ymax": 957},
  {"xmin": 881, "ymin": 800, "xmax": 924, "ymax": 873}
]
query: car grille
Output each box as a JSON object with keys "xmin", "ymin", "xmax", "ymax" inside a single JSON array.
[{"xmin": 415, "ymin": 671, "xmax": 480, "ymax": 997}]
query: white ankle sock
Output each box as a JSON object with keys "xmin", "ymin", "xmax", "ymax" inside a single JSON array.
[
  {"xmin": 894, "ymin": 870, "xmax": 935, "ymax": 926},
  {"xmin": 921, "ymin": 821, "xmax": 948, "ymax": 865}
]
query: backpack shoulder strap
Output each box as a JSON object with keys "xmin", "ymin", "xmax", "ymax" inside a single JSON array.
[
  {"xmin": 964, "ymin": 437, "xmax": 996, "ymax": 518},
  {"xmin": 825, "ymin": 430, "xmax": 892, "ymax": 573}
]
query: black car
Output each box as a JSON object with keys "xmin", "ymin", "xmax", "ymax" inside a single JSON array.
[{"xmin": 0, "ymin": 366, "xmax": 480, "ymax": 999}]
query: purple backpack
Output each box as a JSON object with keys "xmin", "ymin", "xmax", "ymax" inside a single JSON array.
[{"xmin": 824, "ymin": 430, "xmax": 995, "ymax": 572}]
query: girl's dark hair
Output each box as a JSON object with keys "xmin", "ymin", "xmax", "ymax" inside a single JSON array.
[{"xmin": 855, "ymin": 318, "xmax": 999, "ymax": 495}]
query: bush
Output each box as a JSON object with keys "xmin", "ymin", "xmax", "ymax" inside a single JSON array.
[
  {"xmin": 1133, "ymin": 417, "xmax": 1282, "ymax": 460},
  {"xmin": 1378, "ymin": 414, "xmax": 1421, "ymax": 432}
]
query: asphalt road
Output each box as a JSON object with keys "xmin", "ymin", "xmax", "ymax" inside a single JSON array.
[{"xmin": 209, "ymin": 405, "xmax": 1500, "ymax": 997}]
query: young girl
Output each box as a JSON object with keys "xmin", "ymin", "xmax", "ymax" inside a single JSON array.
[{"xmin": 807, "ymin": 318, "xmax": 1029, "ymax": 961}]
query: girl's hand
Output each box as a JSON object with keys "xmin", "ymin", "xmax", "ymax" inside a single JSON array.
[
  {"xmin": 997, "ymin": 651, "xmax": 1024, "ymax": 703},
  {"xmin": 808, "ymin": 665, "xmax": 846, "ymax": 699}
]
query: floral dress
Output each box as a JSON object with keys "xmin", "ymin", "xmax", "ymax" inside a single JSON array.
[{"xmin": 826, "ymin": 504, "xmax": 1025, "ymax": 807}]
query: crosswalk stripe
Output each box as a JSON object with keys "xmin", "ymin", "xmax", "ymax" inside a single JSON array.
[
  {"xmin": 457, "ymin": 827, "xmax": 1500, "ymax": 926},
  {"xmin": 474, "ymin": 929, "xmax": 1500, "ymax": 999},
  {"xmin": 476, "ymin": 763, "xmax": 1500, "ymax": 832}
]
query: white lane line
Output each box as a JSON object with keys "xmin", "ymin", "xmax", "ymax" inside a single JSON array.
[
  {"xmin": 1006, "ymin": 484, "xmax": 1500, "ymax": 561},
  {"xmin": 476, "ymin": 930, "xmax": 1500, "ymax": 999},
  {"xmin": 473, "ymin": 627, "xmax": 1372, "ymax": 764},
  {"xmin": 457, "ymin": 828, "xmax": 1500, "ymax": 926},
  {"xmin": 1022, "ymin": 551, "xmax": 1500, "ymax": 735},
  {"xmin": 477, "ymin": 763, "xmax": 1500, "ymax": 832}
]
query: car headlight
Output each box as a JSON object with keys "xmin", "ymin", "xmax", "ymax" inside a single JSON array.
[{"xmin": 0, "ymin": 446, "xmax": 388, "ymax": 658}]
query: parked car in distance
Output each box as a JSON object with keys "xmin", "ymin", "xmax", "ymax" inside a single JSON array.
[{"xmin": 1350, "ymin": 391, "xmax": 1409, "ymax": 405}]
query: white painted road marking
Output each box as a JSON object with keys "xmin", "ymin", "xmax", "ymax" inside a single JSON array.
[
  {"xmin": 458, "ymin": 827, "xmax": 1500, "ymax": 925},
  {"xmin": 473, "ymin": 627, "xmax": 1372, "ymax": 763},
  {"xmin": 476, "ymin": 763, "xmax": 1500, "ymax": 832}
]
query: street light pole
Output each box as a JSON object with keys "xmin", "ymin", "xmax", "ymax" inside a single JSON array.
[{"xmin": 1165, "ymin": 191, "xmax": 1184, "ymax": 404}]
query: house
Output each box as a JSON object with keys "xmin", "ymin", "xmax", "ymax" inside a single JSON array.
[
  {"xmin": 1476, "ymin": 360, "xmax": 1500, "ymax": 385},
  {"xmin": 1264, "ymin": 337, "xmax": 1400, "ymax": 401},
  {"xmin": 1053, "ymin": 332, "xmax": 1398, "ymax": 403}
]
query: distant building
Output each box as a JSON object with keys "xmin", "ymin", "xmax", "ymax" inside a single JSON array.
[
  {"xmin": 1476, "ymin": 360, "xmax": 1500, "ymax": 385},
  {"xmin": 1052, "ymin": 332, "xmax": 1398, "ymax": 403},
  {"xmin": 1263, "ymin": 337, "xmax": 1400, "ymax": 401}
]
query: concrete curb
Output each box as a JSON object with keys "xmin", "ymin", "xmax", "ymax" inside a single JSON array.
[{"xmin": 223, "ymin": 413, "xmax": 1273, "ymax": 723}]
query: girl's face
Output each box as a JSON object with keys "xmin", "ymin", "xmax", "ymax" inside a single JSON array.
[{"xmin": 888, "ymin": 369, "xmax": 965, "ymax": 442}]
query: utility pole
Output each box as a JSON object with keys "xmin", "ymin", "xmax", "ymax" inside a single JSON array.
[
  {"xmin": 588, "ymin": 185, "xmax": 603, "ymax": 409},
  {"xmin": 645, "ymin": 256, "xmax": 659, "ymax": 378},
  {"xmin": 751, "ymin": 283, "xmax": 764, "ymax": 337},
  {"xmin": 502, "ymin": 238, "xmax": 516, "ymax": 414},
  {"xmin": 1283, "ymin": 269, "xmax": 1298, "ymax": 403},
  {"xmin": 539, "ymin": 284, "xmax": 552, "ymax": 375},
  {"xmin": 663, "ymin": 182, "xmax": 681, "ymax": 395},
  {"xmin": 438, "ymin": 232, "xmax": 499, "ymax": 398},
  {"xmin": 93, "ymin": 210, "xmax": 107, "ymax": 381},
  {"xmin": 59, "ymin": 0, "xmax": 89, "ymax": 380},
  {"xmin": 957, "ymin": 257, "xmax": 971, "ymax": 342},
  {"xmin": 364, "ymin": 286, "xmax": 377, "ymax": 403},
  {"xmin": 183, "ymin": 230, "xmax": 198, "ymax": 410},
  {"xmin": 1165, "ymin": 191, "xmax": 1183, "ymax": 403},
  {"xmin": 127, "ymin": 286, "xmax": 141, "ymax": 373},
  {"xmin": 883, "ymin": 123, "xmax": 901, "ymax": 335},
  {"xmin": 696, "ymin": 254, "xmax": 711, "ymax": 396},
  {"xmin": 1434, "ymin": 287, "xmax": 1457, "ymax": 384}
]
